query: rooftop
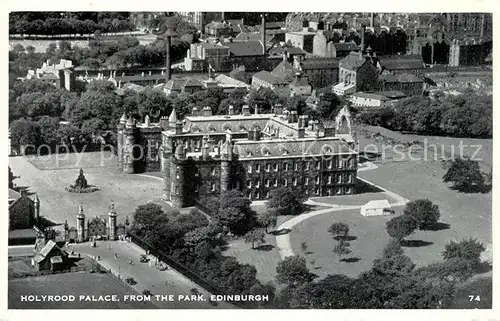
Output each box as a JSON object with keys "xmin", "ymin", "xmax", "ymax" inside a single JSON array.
[
  {"xmin": 339, "ymin": 52, "xmax": 366, "ymax": 70},
  {"xmin": 253, "ymin": 70, "xmax": 287, "ymax": 85},
  {"xmin": 379, "ymin": 55, "xmax": 425, "ymax": 70},
  {"xmin": 301, "ymin": 58, "xmax": 340, "ymax": 70},
  {"xmin": 351, "ymin": 92, "xmax": 390, "ymax": 101},
  {"xmin": 225, "ymin": 41, "xmax": 264, "ymax": 56}
]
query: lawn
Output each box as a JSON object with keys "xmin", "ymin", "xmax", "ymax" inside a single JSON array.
[
  {"xmin": 9, "ymin": 153, "xmax": 169, "ymax": 226},
  {"xmin": 9, "ymin": 272, "xmax": 156, "ymax": 309}
]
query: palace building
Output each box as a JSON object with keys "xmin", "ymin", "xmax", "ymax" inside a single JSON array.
[{"xmin": 117, "ymin": 105, "xmax": 358, "ymax": 208}]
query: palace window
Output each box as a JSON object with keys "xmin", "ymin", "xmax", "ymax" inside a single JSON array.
[
  {"xmin": 211, "ymin": 167, "xmax": 217, "ymax": 176},
  {"xmin": 266, "ymin": 164, "xmax": 271, "ymax": 172},
  {"xmin": 294, "ymin": 163, "xmax": 299, "ymax": 171},
  {"xmin": 315, "ymin": 188, "xmax": 320, "ymax": 195},
  {"xmin": 327, "ymin": 160, "xmax": 333, "ymax": 169},
  {"xmin": 256, "ymin": 180, "xmax": 260, "ymax": 188},
  {"xmin": 337, "ymin": 174, "xmax": 342, "ymax": 184},
  {"xmin": 327, "ymin": 175, "xmax": 332, "ymax": 184},
  {"xmin": 346, "ymin": 187, "xmax": 352, "ymax": 194},
  {"xmin": 265, "ymin": 191, "xmax": 270, "ymax": 199},
  {"xmin": 265, "ymin": 179, "xmax": 270, "ymax": 187},
  {"xmin": 274, "ymin": 164, "xmax": 279, "ymax": 172},
  {"xmin": 274, "ymin": 178, "xmax": 278, "ymax": 187},
  {"xmin": 247, "ymin": 165, "xmax": 252, "ymax": 173},
  {"xmin": 255, "ymin": 192, "xmax": 260, "ymax": 199},
  {"xmin": 255, "ymin": 164, "xmax": 261, "ymax": 172},
  {"xmin": 305, "ymin": 177, "xmax": 309, "ymax": 185},
  {"xmin": 315, "ymin": 176, "xmax": 320, "ymax": 185},
  {"xmin": 336, "ymin": 187, "xmax": 342, "ymax": 195},
  {"xmin": 283, "ymin": 178, "xmax": 288, "ymax": 187},
  {"xmin": 293, "ymin": 178, "xmax": 298, "ymax": 186},
  {"xmin": 316, "ymin": 161, "xmax": 321, "ymax": 170},
  {"xmin": 194, "ymin": 184, "xmax": 199, "ymax": 192},
  {"xmin": 305, "ymin": 161, "xmax": 311, "ymax": 170},
  {"xmin": 247, "ymin": 180, "xmax": 252, "ymax": 188},
  {"xmin": 284, "ymin": 163, "xmax": 289, "ymax": 171},
  {"xmin": 305, "ymin": 189, "xmax": 309, "ymax": 195},
  {"xmin": 347, "ymin": 174, "xmax": 352, "ymax": 183},
  {"xmin": 211, "ymin": 183, "xmax": 216, "ymax": 192}
]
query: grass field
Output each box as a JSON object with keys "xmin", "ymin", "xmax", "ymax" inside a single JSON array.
[
  {"xmin": 10, "ymin": 153, "xmax": 169, "ymax": 226},
  {"xmin": 9, "ymin": 272, "xmax": 156, "ymax": 309}
]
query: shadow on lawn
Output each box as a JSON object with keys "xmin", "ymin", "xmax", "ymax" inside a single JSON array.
[
  {"xmin": 475, "ymin": 262, "xmax": 492, "ymax": 274},
  {"xmin": 355, "ymin": 179, "xmax": 384, "ymax": 194},
  {"xmin": 401, "ymin": 240, "xmax": 434, "ymax": 247},
  {"xmin": 451, "ymin": 183, "xmax": 492, "ymax": 194},
  {"xmin": 421, "ymin": 222, "xmax": 451, "ymax": 231},
  {"xmin": 333, "ymin": 235, "xmax": 358, "ymax": 241},
  {"xmin": 341, "ymin": 257, "xmax": 361, "ymax": 263},
  {"xmin": 270, "ymin": 228, "xmax": 291, "ymax": 235},
  {"xmin": 253, "ymin": 244, "xmax": 275, "ymax": 252}
]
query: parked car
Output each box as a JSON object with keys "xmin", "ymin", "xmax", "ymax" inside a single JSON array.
[
  {"xmin": 140, "ymin": 254, "xmax": 149, "ymax": 263},
  {"xmin": 124, "ymin": 277, "xmax": 137, "ymax": 285}
]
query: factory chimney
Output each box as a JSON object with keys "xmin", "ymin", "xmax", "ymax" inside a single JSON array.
[{"xmin": 261, "ymin": 14, "xmax": 267, "ymax": 55}]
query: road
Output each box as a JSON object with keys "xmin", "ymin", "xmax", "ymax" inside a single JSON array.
[
  {"xmin": 71, "ymin": 240, "xmax": 235, "ymax": 309},
  {"xmin": 8, "ymin": 245, "xmax": 35, "ymax": 257}
]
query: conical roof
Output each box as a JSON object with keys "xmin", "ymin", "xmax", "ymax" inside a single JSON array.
[
  {"xmin": 120, "ymin": 112, "xmax": 127, "ymax": 123},
  {"xmin": 169, "ymin": 108, "xmax": 177, "ymax": 123}
]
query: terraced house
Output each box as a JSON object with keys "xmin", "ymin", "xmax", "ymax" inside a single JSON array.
[{"xmin": 117, "ymin": 105, "xmax": 358, "ymax": 208}]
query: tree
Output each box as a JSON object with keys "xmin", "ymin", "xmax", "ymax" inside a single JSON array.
[
  {"xmin": 215, "ymin": 190, "xmax": 257, "ymax": 235},
  {"xmin": 300, "ymin": 242, "xmax": 308, "ymax": 254},
  {"xmin": 386, "ymin": 215, "xmax": 418, "ymax": 242},
  {"xmin": 184, "ymin": 222, "xmax": 224, "ymax": 247},
  {"xmin": 333, "ymin": 240, "xmax": 351, "ymax": 262},
  {"xmin": 443, "ymin": 158, "xmax": 485, "ymax": 192},
  {"xmin": 172, "ymin": 209, "xmax": 209, "ymax": 236},
  {"xmin": 442, "ymin": 238, "xmax": 485, "ymax": 268},
  {"xmin": 132, "ymin": 202, "xmax": 165, "ymax": 232},
  {"xmin": 244, "ymin": 228, "xmax": 266, "ymax": 249},
  {"xmin": 10, "ymin": 118, "xmax": 41, "ymax": 152},
  {"xmin": 382, "ymin": 239, "xmax": 404, "ymax": 258},
  {"xmin": 267, "ymin": 187, "xmax": 307, "ymax": 216},
  {"xmin": 37, "ymin": 116, "xmax": 61, "ymax": 147},
  {"xmin": 257, "ymin": 210, "xmax": 278, "ymax": 233},
  {"xmin": 327, "ymin": 222, "xmax": 350, "ymax": 240},
  {"xmin": 276, "ymin": 255, "xmax": 315, "ymax": 287},
  {"xmin": 372, "ymin": 254, "xmax": 415, "ymax": 276},
  {"xmin": 403, "ymin": 199, "xmax": 441, "ymax": 229}
]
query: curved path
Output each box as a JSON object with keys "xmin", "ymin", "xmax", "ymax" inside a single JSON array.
[{"xmin": 275, "ymin": 165, "xmax": 408, "ymax": 260}]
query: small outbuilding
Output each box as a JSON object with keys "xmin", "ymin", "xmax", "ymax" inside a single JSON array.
[{"xmin": 360, "ymin": 199, "xmax": 393, "ymax": 216}]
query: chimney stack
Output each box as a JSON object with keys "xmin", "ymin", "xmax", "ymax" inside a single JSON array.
[
  {"xmin": 242, "ymin": 105, "xmax": 250, "ymax": 116},
  {"xmin": 175, "ymin": 121, "xmax": 183, "ymax": 135},
  {"xmin": 202, "ymin": 135, "xmax": 209, "ymax": 159}
]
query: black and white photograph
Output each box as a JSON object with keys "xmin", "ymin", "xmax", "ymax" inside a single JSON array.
[{"xmin": 4, "ymin": 6, "xmax": 495, "ymax": 314}]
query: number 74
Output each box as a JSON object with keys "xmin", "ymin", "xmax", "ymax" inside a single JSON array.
[{"xmin": 469, "ymin": 295, "xmax": 481, "ymax": 301}]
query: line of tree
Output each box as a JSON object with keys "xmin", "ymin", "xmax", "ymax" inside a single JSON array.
[
  {"xmin": 9, "ymin": 12, "xmax": 135, "ymax": 36},
  {"xmin": 273, "ymin": 236, "xmax": 488, "ymax": 308},
  {"xmin": 358, "ymin": 93, "xmax": 492, "ymax": 138},
  {"xmin": 129, "ymin": 201, "xmax": 274, "ymax": 308}
]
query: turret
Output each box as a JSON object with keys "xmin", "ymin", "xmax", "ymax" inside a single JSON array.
[
  {"xmin": 108, "ymin": 202, "xmax": 117, "ymax": 241},
  {"xmin": 169, "ymin": 108, "xmax": 178, "ymax": 129},
  {"xmin": 220, "ymin": 141, "xmax": 232, "ymax": 192},
  {"xmin": 123, "ymin": 116, "xmax": 136, "ymax": 174},
  {"xmin": 76, "ymin": 205, "xmax": 86, "ymax": 243},
  {"xmin": 33, "ymin": 194, "xmax": 40, "ymax": 223},
  {"xmin": 117, "ymin": 112, "xmax": 128, "ymax": 169}
]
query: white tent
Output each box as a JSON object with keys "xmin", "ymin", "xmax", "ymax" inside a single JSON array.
[{"xmin": 361, "ymin": 199, "xmax": 393, "ymax": 217}]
